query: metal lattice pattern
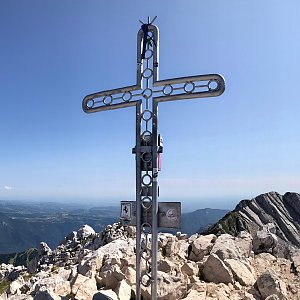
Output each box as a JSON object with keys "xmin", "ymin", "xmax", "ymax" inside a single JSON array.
[{"xmin": 82, "ymin": 19, "xmax": 225, "ymax": 300}]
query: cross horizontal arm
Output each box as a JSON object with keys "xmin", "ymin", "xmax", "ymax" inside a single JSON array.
[
  {"xmin": 82, "ymin": 84, "xmax": 141, "ymax": 113},
  {"xmin": 153, "ymin": 74, "xmax": 225, "ymax": 103}
]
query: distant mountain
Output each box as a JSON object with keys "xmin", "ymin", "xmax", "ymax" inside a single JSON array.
[
  {"xmin": 0, "ymin": 203, "xmax": 118, "ymax": 254},
  {"xmin": 180, "ymin": 208, "xmax": 229, "ymax": 235},
  {"xmin": 202, "ymin": 191, "xmax": 300, "ymax": 248},
  {"xmin": 0, "ymin": 200, "xmax": 229, "ymax": 255},
  {"xmin": 0, "ymin": 248, "xmax": 38, "ymax": 267}
]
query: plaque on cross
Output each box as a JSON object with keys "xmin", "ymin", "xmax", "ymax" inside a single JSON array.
[{"xmin": 82, "ymin": 17, "xmax": 225, "ymax": 300}]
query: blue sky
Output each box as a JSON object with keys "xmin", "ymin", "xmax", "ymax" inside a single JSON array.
[{"xmin": 0, "ymin": 0, "xmax": 299, "ymax": 210}]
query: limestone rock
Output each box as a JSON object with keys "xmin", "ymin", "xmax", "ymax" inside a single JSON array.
[
  {"xmin": 211, "ymin": 234, "xmax": 251, "ymax": 260},
  {"xmin": 38, "ymin": 242, "xmax": 52, "ymax": 256},
  {"xmin": 77, "ymin": 224, "xmax": 96, "ymax": 240},
  {"xmin": 71, "ymin": 273, "xmax": 97, "ymax": 298},
  {"xmin": 189, "ymin": 234, "xmax": 216, "ymax": 261},
  {"xmin": 141, "ymin": 271, "xmax": 188, "ymax": 300},
  {"xmin": 253, "ymin": 224, "xmax": 278, "ymax": 255},
  {"xmin": 181, "ymin": 289, "xmax": 206, "ymax": 299},
  {"xmin": 291, "ymin": 250, "xmax": 300, "ymax": 273},
  {"xmin": 181, "ymin": 262, "xmax": 199, "ymax": 277},
  {"xmin": 78, "ymin": 248, "xmax": 105, "ymax": 277},
  {"xmin": 115, "ymin": 280, "xmax": 132, "ymax": 300},
  {"xmin": 158, "ymin": 259, "xmax": 176, "ymax": 273},
  {"xmin": 33, "ymin": 289, "xmax": 60, "ymax": 300},
  {"xmin": 121, "ymin": 266, "xmax": 136, "ymax": 285},
  {"xmin": 256, "ymin": 270, "xmax": 287, "ymax": 300},
  {"xmin": 203, "ymin": 254, "xmax": 233, "ymax": 284},
  {"xmin": 224, "ymin": 259, "xmax": 255, "ymax": 286}
]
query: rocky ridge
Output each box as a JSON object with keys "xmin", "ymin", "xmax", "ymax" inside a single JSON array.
[
  {"xmin": 0, "ymin": 221, "xmax": 299, "ymax": 300},
  {"xmin": 202, "ymin": 192, "xmax": 300, "ymax": 256}
]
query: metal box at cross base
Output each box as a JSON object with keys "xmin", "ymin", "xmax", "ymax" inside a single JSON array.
[{"xmin": 120, "ymin": 201, "xmax": 181, "ymax": 229}]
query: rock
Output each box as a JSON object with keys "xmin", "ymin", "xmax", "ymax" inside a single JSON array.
[
  {"xmin": 71, "ymin": 273, "xmax": 97, "ymax": 298},
  {"xmin": 189, "ymin": 234, "xmax": 216, "ymax": 261},
  {"xmin": 181, "ymin": 262, "xmax": 199, "ymax": 277},
  {"xmin": 77, "ymin": 224, "xmax": 96, "ymax": 240},
  {"xmin": 203, "ymin": 192, "xmax": 300, "ymax": 256},
  {"xmin": 38, "ymin": 242, "xmax": 52, "ymax": 256},
  {"xmin": 33, "ymin": 289, "xmax": 60, "ymax": 300},
  {"xmin": 224, "ymin": 259, "xmax": 255, "ymax": 286},
  {"xmin": 181, "ymin": 289, "xmax": 206, "ymax": 299},
  {"xmin": 93, "ymin": 290, "xmax": 119, "ymax": 300},
  {"xmin": 265, "ymin": 295, "xmax": 280, "ymax": 300},
  {"xmin": 76, "ymin": 277, "xmax": 97, "ymax": 300},
  {"xmin": 115, "ymin": 280, "xmax": 132, "ymax": 300},
  {"xmin": 203, "ymin": 254, "xmax": 233, "ymax": 284},
  {"xmin": 78, "ymin": 248, "xmax": 105, "ymax": 277},
  {"xmin": 158, "ymin": 259, "xmax": 176, "ymax": 273},
  {"xmin": 291, "ymin": 250, "xmax": 300, "ymax": 273},
  {"xmin": 121, "ymin": 266, "xmax": 136, "ymax": 285},
  {"xmin": 211, "ymin": 234, "xmax": 251, "ymax": 260},
  {"xmin": 54, "ymin": 281, "xmax": 71, "ymax": 297},
  {"xmin": 141, "ymin": 271, "xmax": 188, "ymax": 300},
  {"xmin": 253, "ymin": 224, "xmax": 278, "ymax": 255},
  {"xmin": 206, "ymin": 282, "xmax": 231, "ymax": 299},
  {"xmin": 158, "ymin": 234, "xmax": 177, "ymax": 257},
  {"xmin": 256, "ymin": 270, "xmax": 287, "ymax": 300},
  {"xmin": 7, "ymin": 266, "xmax": 25, "ymax": 281},
  {"xmin": 8, "ymin": 277, "xmax": 24, "ymax": 295}
]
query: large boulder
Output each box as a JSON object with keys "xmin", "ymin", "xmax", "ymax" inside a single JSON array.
[
  {"xmin": 115, "ymin": 280, "xmax": 132, "ymax": 300},
  {"xmin": 253, "ymin": 224, "xmax": 278, "ymax": 255},
  {"xmin": 211, "ymin": 234, "xmax": 251, "ymax": 261},
  {"xmin": 141, "ymin": 271, "xmax": 188, "ymax": 300},
  {"xmin": 224, "ymin": 259, "xmax": 255, "ymax": 286},
  {"xmin": 202, "ymin": 254, "xmax": 233, "ymax": 284},
  {"xmin": 256, "ymin": 270, "xmax": 287, "ymax": 300},
  {"xmin": 77, "ymin": 225, "xmax": 96, "ymax": 240},
  {"xmin": 188, "ymin": 234, "xmax": 216, "ymax": 261}
]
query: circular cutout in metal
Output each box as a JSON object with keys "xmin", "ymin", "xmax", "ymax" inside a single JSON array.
[
  {"xmin": 142, "ymin": 197, "xmax": 152, "ymax": 209},
  {"xmin": 142, "ymin": 222, "xmax": 152, "ymax": 234},
  {"xmin": 122, "ymin": 91, "xmax": 132, "ymax": 102},
  {"xmin": 184, "ymin": 82, "xmax": 195, "ymax": 93},
  {"xmin": 208, "ymin": 80, "xmax": 218, "ymax": 91},
  {"xmin": 142, "ymin": 174, "xmax": 152, "ymax": 186},
  {"xmin": 163, "ymin": 84, "xmax": 173, "ymax": 95},
  {"xmin": 145, "ymin": 49, "xmax": 153, "ymax": 59},
  {"xmin": 141, "ymin": 130, "xmax": 152, "ymax": 143},
  {"xmin": 86, "ymin": 99, "xmax": 94, "ymax": 108},
  {"xmin": 142, "ymin": 152, "xmax": 152, "ymax": 163},
  {"xmin": 142, "ymin": 68, "xmax": 153, "ymax": 79},
  {"xmin": 103, "ymin": 95, "xmax": 113, "ymax": 105},
  {"xmin": 142, "ymin": 110, "xmax": 153, "ymax": 121},
  {"xmin": 141, "ymin": 273, "xmax": 152, "ymax": 287},
  {"xmin": 142, "ymin": 88, "xmax": 152, "ymax": 99}
]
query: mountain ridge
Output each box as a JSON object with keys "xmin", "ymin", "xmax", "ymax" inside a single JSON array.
[{"xmin": 202, "ymin": 191, "xmax": 300, "ymax": 256}]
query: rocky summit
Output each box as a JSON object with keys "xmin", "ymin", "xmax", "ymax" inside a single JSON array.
[{"xmin": 0, "ymin": 218, "xmax": 299, "ymax": 300}]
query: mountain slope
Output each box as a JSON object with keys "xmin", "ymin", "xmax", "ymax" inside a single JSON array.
[
  {"xmin": 202, "ymin": 191, "xmax": 300, "ymax": 248},
  {"xmin": 180, "ymin": 208, "xmax": 228, "ymax": 235}
]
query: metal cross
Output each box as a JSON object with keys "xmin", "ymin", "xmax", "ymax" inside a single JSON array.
[{"xmin": 82, "ymin": 17, "xmax": 225, "ymax": 300}]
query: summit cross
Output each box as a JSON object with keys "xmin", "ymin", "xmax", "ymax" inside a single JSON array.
[{"xmin": 82, "ymin": 17, "xmax": 225, "ymax": 300}]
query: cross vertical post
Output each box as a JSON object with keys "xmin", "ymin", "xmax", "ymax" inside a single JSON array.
[{"xmin": 82, "ymin": 17, "xmax": 225, "ymax": 300}]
